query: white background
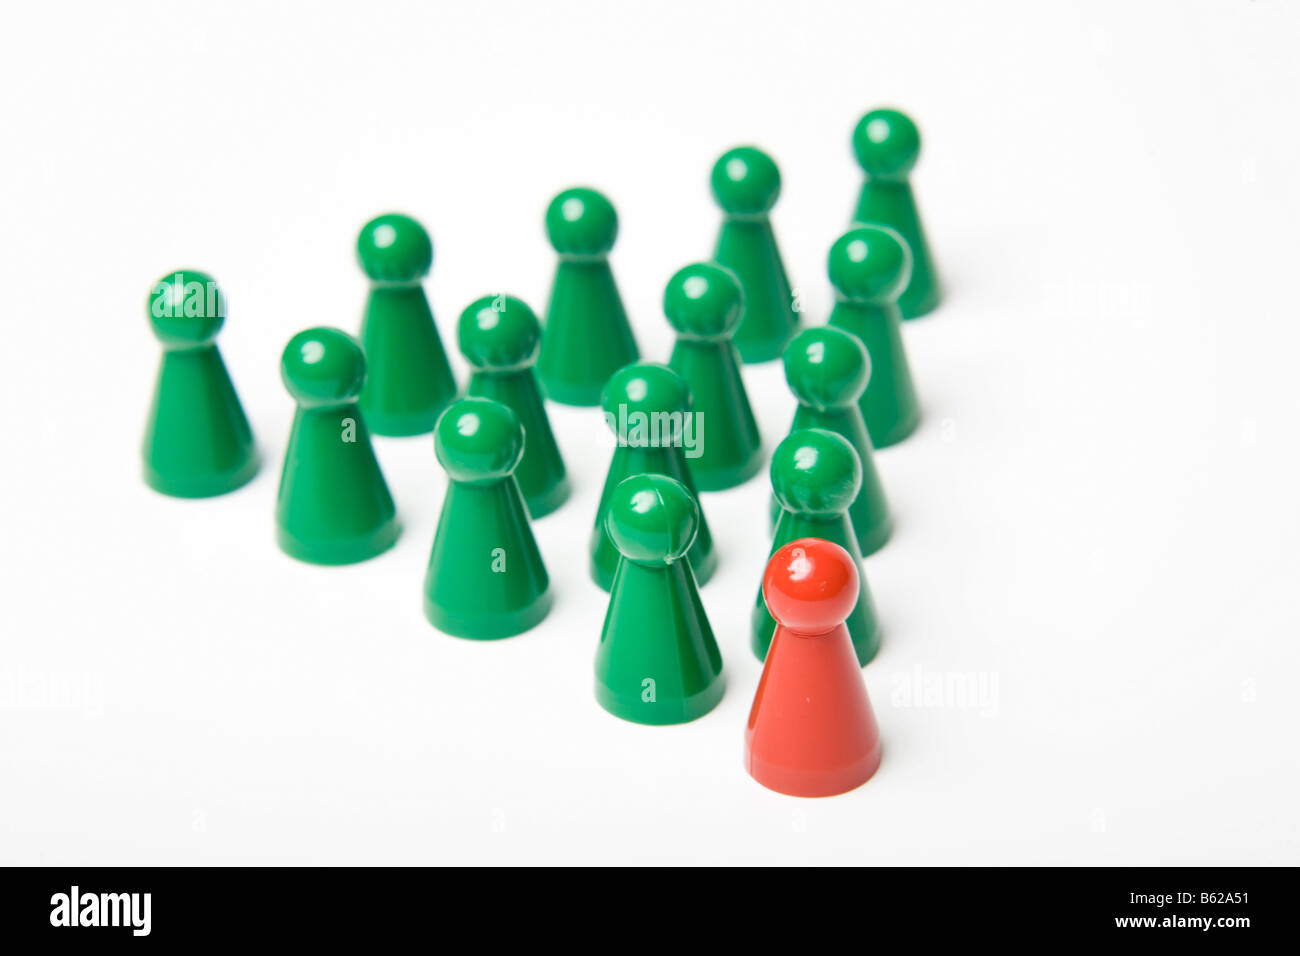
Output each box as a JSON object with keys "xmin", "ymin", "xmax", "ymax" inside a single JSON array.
[{"xmin": 1, "ymin": 0, "xmax": 1297, "ymax": 865}]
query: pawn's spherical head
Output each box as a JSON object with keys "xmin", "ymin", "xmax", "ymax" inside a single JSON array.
[
  {"xmin": 852, "ymin": 108, "xmax": 921, "ymax": 180},
  {"xmin": 458, "ymin": 295, "xmax": 541, "ymax": 371},
  {"xmin": 147, "ymin": 269, "xmax": 225, "ymax": 348},
  {"xmin": 771, "ymin": 428, "xmax": 862, "ymax": 515},
  {"xmin": 763, "ymin": 537, "xmax": 860, "ymax": 632},
  {"xmin": 783, "ymin": 326, "xmax": 870, "ymax": 410},
  {"xmin": 545, "ymin": 187, "xmax": 618, "ymax": 257},
  {"xmin": 434, "ymin": 397, "xmax": 525, "ymax": 484},
  {"xmin": 605, "ymin": 474, "xmax": 700, "ymax": 566},
  {"xmin": 357, "ymin": 213, "xmax": 433, "ymax": 283},
  {"xmin": 601, "ymin": 363, "xmax": 692, "ymax": 439},
  {"xmin": 711, "ymin": 146, "xmax": 781, "ymax": 216},
  {"xmin": 281, "ymin": 327, "xmax": 366, "ymax": 408},
  {"xmin": 828, "ymin": 225, "xmax": 912, "ymax": 305},
  {"xmin": 663, "ymin": 262, "xmax": 744, "ymax": 341}
]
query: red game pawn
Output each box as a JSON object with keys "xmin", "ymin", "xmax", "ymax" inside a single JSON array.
[{"xmin": 745, "ymin": 538, "xmax": 882, "ymax": 797}]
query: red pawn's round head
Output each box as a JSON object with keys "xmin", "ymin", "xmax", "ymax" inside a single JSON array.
[{"xmin": 762, "ymin": 538, "xmax": 860, "ymax": 633}]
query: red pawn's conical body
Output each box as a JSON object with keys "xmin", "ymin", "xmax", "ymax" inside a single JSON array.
[{"xmin": 745, "ymin": 538, "xmax": 881, "ymax": 797}]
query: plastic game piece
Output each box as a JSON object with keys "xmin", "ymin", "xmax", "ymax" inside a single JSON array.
[
  {"xmin": 142, "ymin": 270, "xmax": 260, "ymax": 498},
  {"xmin": 753, "ymin": 428, "xmax": 881, "ymax": 666},
  {"xmin": 595, "ymin": 473, "xmax": 724, "ymax": 724},
  {"xmin": 851, "ymin": 108, "xmax": 941, "ymax": 319},
  {"xmin": 276, "ymin": 328, "xmax": 400, "ymax": 564},
  {"xmin": 745, "ymin": 537, "xmax": 883, "ymax": 797},
  {"xmin": 710, "ymin": 146, "xmax": 799, "ymax": 363},
  {"xmin": 355, "ymin": 213, "xmax": 457, "ymax": 436},
  {"xmin": 458, "ymin": 294, "xmax": 570, "ymax": 519},
  {"xmin": 827, "ymin": 225, "xmax": 921, "ymax": 449},
  {"xmin": 664, "ymin": 262, "xmax": 763, "ymax": 491},
  {"xmin": 590, "ymin": 363, "xmax": 715, "ymax": 591},
  {"xmin": 774, "ymin": 326, "xmax": 892, "ymax": 556},
  {"xmin": 424, "ymin": 397, "xmax": 551, "ymax": 639},
  {"xmin": 537, "ymin": 187, "xmax": 639, "ymax": 406}
]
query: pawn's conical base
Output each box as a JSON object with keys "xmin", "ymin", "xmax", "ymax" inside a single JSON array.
[
  {"xmin": 425, "ymin": 588, "xmax": 553, "ymax": 641},
  {"xmin": 143, "ymin": 346, "xmax": 260, "ymax": 498},
  {"xmin": 865, "ymin": 407, "xmax": 920, "ymax": 450},
  {"xmin": 692, "ymin": 454, "xmax": 764, "ymax": 493},
  {"xmin": 595, "ymin": 558, "xmax": 724, "ymax": 724},
  {"xmin": 670, "ymin": 341, "xmax": 763, "ymax": 492},
  {"xmin": 745, "ymin": 621, "xmax": 882, "ymax": 797},
  {"xmin": 359, "ymin": 287, "xmax": 457, "ymax": 437},
  {"xmin": 278, "ymin": 519, "xmax": 400, "ymax": 566},
  {"xmin": 539, "ymin": 260, "xmax": 639, "ymax": 407},
  {"xmin": 899, "ymin": 284, "xmax": 940, "ymax": 320},
  {"xmin": 145, "ymin": 453, "xmax": 260, "ymax": 499},
  {"xmin": 856, "ymin": 516, "xmax": 893, "ymax": 556},
  {"xmin": 745, "ymin": 747, "xmax": 882, "ymax": 798},
  {"xmin": 275, "ymin": 405, "xmax": 401, "ymax": 566},
  {"xmin": 853, "ymin": 179, "xmax": 941, "ymax": 321},
  {"xmin": 828, "ymin": 301, "xmax": 921, "ymax": 450},
  {"xmin": 537, "ymin": 378, "xmax": 603, "ymax": 407},
  {"xmin": 361, "ymin": 405, "xmax": 446, "ymax": 438},
  {"xmin": 423, "ymin": 478, "xmax": 551, "ymax": 640},
  {"xmin": 466, "ymin": 369, "xmax": 570, "ymax": 519},
  {"xmin": 714, "ymin": 219, "xmax": 799, "ymax": 364},
  {"xmin": 596, "ymin": 673, "xmax": 725, "ymax": 726},
  {"xmin": 526, "ymin": 475, "xmax": 571, "ymax": 521}
]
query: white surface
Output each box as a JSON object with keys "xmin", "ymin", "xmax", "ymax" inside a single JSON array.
[{"xmin": 2, "ymin": 0, "xmax": 1298, "ymax": 865}]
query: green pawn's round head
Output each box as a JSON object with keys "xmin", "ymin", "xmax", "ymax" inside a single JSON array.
[
  {"xmin": 357, "ymin": 213, "xmax": 433, "ymax": 284},
  {"xmin": 458, "ymin": 295, "xmax": 541, "ymax": 372},
  {"xmin": 852, "ymin": 108, "xmax": 921, "ymax": 181},
  {"xmin": 783, "ymin": 326, "xmax": 870, "ymax": 411},
  {"xmin": 771, "ymin": 428, "xmax": 862, "ymax": 516},
  {"xmin": 147, "ymin": 269, "xmax": 226, "ymax": 350},
  {"xmin": 606, "ymin": 473, "xmax": 700, "ymax": 567},
  {"xmin": 434, "ymin": 397, "xmax": 525, "ymax": 485},
  {"xmin": 711, "ymin": 145, "xmax": 781, "ymax": 217},
  {"xmin": 545, "ymin": 187, "xmax": 618, "ymax": 259},
  {"xmin": 281, "ymin": 327, "xmax": 367, "ymax": 409},
  {"xmin": 828, "ymin": 225, "xmax": 912, "ymax": 306},
  {"xmin": 663, "ymin": 262, "xmax": 744, "ymax": 342},
  {"xmin": 601, "ymin": 362, "xmax": 692, "ymax": 443}
]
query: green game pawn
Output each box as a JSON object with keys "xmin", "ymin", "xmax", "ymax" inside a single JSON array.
[
  {"xmin": 775, "ymin": 326, "xmax": 892, "ymax": 556},
  {"xmin": 142, "ymin": 271, "xmax": 259, "ymax": 497},
  {"xmin": 356, "ymin": 213, "xmax": 457, "ymax": 435},
  {"xmin": 590, "ymin": 363, "xmax": 715, "ymax": 592},
  {"xmin": 851, "ymin": 108, "xmax": 941, "ymax": 319},
  {"xmin": 276, "ymin": 328, "xmax": 400, "ymax": 564},
  {"xmin": 711, "ymin": 146, "xmax": 799, "ymax": 363},
  {"xmin": 537, "ymin": 188, "xmax": 639, "ymax": 406},
  {"xmin": 459, "ymin": 294, "xmax": 570, "ymax": 519},
  {"xmin": 596, "ymin": 473, "xmax": 724, "ymax": 725},
  {"xmin": 665, "ymin": 263, "xmax": 763, "ymax": 491},
  {"xmin": 753, "ymin": 428, "xmax": 882, "ymax": 667},
  {"xmin": 827, "ymin": 225, "xmax": 922, "ymax": 449},
  {"xmin": 424, "ymin": 398, "xmax": 551, "ymax": 639}
]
